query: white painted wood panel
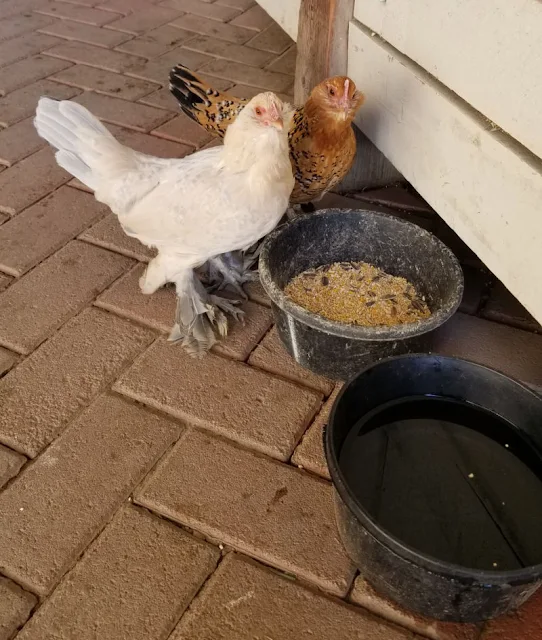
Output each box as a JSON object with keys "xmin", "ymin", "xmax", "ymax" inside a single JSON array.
[
  {"xmin": 353, "ymin": 0, "xmax": 542, "ymax": 161},
  {"xmin": 256, "ymin": 0, "xmax": 300, "ymax": 41},
  {"xmin": 348, "ymin": 22, "xmax": 542, "ymax": 322}
]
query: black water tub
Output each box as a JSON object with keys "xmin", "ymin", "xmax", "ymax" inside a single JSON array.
[
  {"xmin": 325, "ymin": 354, "xmax": 542, "ymax": 622},
  {"xmin": 258, "ymin": 209, "xmax": 463, "ymax": 380}
]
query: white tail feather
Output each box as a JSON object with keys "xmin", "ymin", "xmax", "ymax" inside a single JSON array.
[{"xmin": 34, "ymin": 97, "xmax": 135, "ymax": 191}]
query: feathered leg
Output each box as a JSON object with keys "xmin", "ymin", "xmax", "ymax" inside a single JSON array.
[
  {"xmin": 206, "ymin": 252, "xmax": 259, "ymax": 299},
  {"xmin": 168, "ymin": 270, "xmax": 226, "ymax": 356},
  {"xmin": 168, "ymin": 270, "xmax": 245, "ymax": 356}
]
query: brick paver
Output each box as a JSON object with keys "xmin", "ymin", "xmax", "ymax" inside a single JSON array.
[
  {"xmin": 0, "ymin": 444, "xmax": 25, "ymax": 490},
  {"xmin": 291, "ymin": 384, "xmax": 343, "ymax": 480},
  {"xmin": 152, "ymin": 112, "xmax": 214, "ymax": 146},
  {"xmin": 0, "ymin": 347, "xmax": 16, "ymax": 377},
  {"xmin": 136, "ymin": 429, "xmax": 356, "ymax": 596},
  {"xmin": 16, "ymin": 505, "xmax": 220, "ymax": 640},
  {"xmin": 0, "ymin": 32, "xmax": 61, "ymax": 69},
  {"xmin": 44, "ymin": 40, "xmax": 144, "ymax": 72},
  {"xmin": 0, "ymin": 118, "xmax": 46, "ymax": 166},
  {"xmin": 0, "ymin": 55, "xmax": 71, "ymax": 95},
  {"xmin": 0, "ymin": 13, "xmax": 52, "ymax": 42},
  {"xmin": 126, "ymin": 47, "xmax": 213, "ymax": 83},
  {"xmin": 115, "ymin": 338, "xmax": 321, "ymax": 459},
  {"xmin": 0, "ymin": 186, "xmax": 107, "ymax": 276},
  {"xmin": 482, "ymin": 587, "xmax": 542, "ymax": 639},
  {"xmin": 171, "ymin": 553, "xmax": 409, "ymax": 640},
  {"xmin": 171, "ymin": 13, "xmax": 254, "ymax": 44},
  {"xmin": 0, "ymin": 240, "xmax": 133, "ymax": 353},
  {"xmin": 0, "ymin": 576, "xmax": 36, "ymax": 640},
  {"xmin": 0, "ymin": 394, "xmax": 179, "ymax": 595},
  {"xmin": 434, "ymin": 312, "xmax": 542, "ymax": 387},
  {"xmin": 104, "ymin": 5, "xmax": 182, "ymax": 35},
  {"xmin": 116, "ymin": 24, "xmax": 195, "ymax": 58},
  {"xmin": 35, "ymin": 2, "xmax": 120, "ymax": 27},
  {"xmin": 0, "ymin": 308, "xmax": 155, "ymax": 456},
  {"xmin": 183, "ymin": 34, "xmax": 275, "ymax": 66},
  {"xmin": 0, "ymin": 78, "xmax": 80, "ymax": 126},
  {"xmin": 482, "ymin": 281, "xmax": 541, "ymax": 332},
  {"xmin": 38, "ymin": 19, "xmax": 133, "ymax": 48},
  {"xmin": 73, "ymin": 91, "xmax": 171, "ymax": 130},
  {"xmin": 51, "ymin": 64, "xmax": 158, "ymax": 100},
  {"xmin": 0, "ymin": 147, "xmax": 70, "ymax": 215},
  {"xmin": 0, "ymin": 1, "xmax": 539, "ymax": 638},
  {"xmin": 249, "ymin": 326, "xmax": 335, "ymax": 394}
]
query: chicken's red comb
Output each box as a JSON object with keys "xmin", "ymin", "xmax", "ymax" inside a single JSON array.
[{"xmin": 269, "ymin": 100, "xmax": 280, "ymax": 120}]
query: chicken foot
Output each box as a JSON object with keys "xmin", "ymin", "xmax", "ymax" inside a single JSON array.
[{"xmin": 203, "ymin": 245, "xmax": 261, "ymax": 296}]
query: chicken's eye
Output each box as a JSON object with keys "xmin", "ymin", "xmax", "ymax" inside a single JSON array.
[
  {"xmin": 329, "ymin": 87, "xmax": 335, "ymax": 96},
  {"xmin": 255, "ymin": 107, "xmax": 262, "ymax": 116}
]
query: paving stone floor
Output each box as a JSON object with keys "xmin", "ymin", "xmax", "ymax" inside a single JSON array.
[{"xmin": 0, "ymin": 1, "xmax": 540, "ymax": 639}]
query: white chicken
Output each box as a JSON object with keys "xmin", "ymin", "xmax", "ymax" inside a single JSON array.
[{"xmin": 34, "ymin": 94, "xmax": 294, "ymax": 354}]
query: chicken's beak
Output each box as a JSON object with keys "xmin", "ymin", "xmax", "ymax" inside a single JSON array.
[{"xmin": 269, "ymin": 116, "xmax": 284, "ymax": 130}]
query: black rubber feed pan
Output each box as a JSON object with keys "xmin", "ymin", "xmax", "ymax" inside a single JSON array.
[
  {"xmin": 259, "ymin": 209, "xmax": 463, "ymax": 380},
  {"xmin": 325, "ymin": 354, "xmax": 542, "ymax": 623}
]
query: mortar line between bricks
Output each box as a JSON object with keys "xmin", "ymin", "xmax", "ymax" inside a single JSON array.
[
  {"xmin": 48, "ymin": 76, "xmax": 161, "ymax": 103},
  {"xmin": 0, "ymin": 169, "xmax": 73, "ymax": 218},
  {"xmin": 115, "ymin": 373, "xmax": 322, "ymax": 462},
  {"xmin": 60, "ymin": 90, "xmax": 180, "ymax": 130},
  {"xmin": 0, "ymin": 38, "xmax": 68, "ymax": 69},
  {"xmin": 133, "ymin": 495, "xmax": 231, "ymax": 556},
  {"xmin": 83, "ymin": 6, "xmax": 132, "ymax": 17},
  {"xmin": 0, "ymin": 568, "xmax": 39, "ymax": 628},
  {"xmin": 0, "ymin": 448, "xmax": 31, "ymax": 494},
  {"xmin": 163, "ymin": 543, "xmax": 366, "ymax": 634},
  {"xmin": 0, "ymin": 497, "xmax": 134, "ymax": 600},
  {"xmin": 165, "ymin": 554, "xmax": 226, "ymax": 640},
  {"xmin": 33, "ymin": 11, "xmax": 120, "ymax": 29},
  {"xmin": 50, "ymin": 0, "xmax": 123, "ymax": 11},
  {"xmin": 34, "ymin": 31, "xmax": 136, "ymax": 52},
  {"xmin": 93, "ymin": 276, "xmax": 271, "ymax": 338},
  {"xmin": 0, "ymin": 199, "xmax": 110, "ymax": 279},
  {"xmin": 77, "ymin": 233, "xmax": 152, "ymax": 262},
  {"xmin": 0, "ymin": 178, "xmax": 72, "ymax": 222},
  {"xmin": 244, "ymin": 322, "xmax": 273, "ymax": 363},
  {"xmin": 245, "ymin": 353, "xmax": 331, "ymax": 398}
]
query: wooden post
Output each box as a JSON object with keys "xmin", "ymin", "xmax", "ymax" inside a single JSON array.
[
  {"xmin": 294, "ymin": 0, "xmax": 353, "ymax": 104},
  {"xmin": 294, "ymin": 0, "xmax": 403, "ymax": 189}
]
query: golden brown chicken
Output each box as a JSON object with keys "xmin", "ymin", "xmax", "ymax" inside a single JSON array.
[{"xmin": 169, "ymin": 65, "xmax": 365, "ymax": 209}]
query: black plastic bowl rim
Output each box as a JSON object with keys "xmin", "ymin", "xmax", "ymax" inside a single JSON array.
[
  {"xmin": 258, "ymin": 209, "xmax": 464, "ymax": 342},
  {"xmin": 325, "ymin": 353, "xmax": 542, "ymax": 585}
]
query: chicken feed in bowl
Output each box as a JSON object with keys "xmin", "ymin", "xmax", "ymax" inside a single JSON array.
[{"xmin": 285, "ymin": 261, "xmax": 431, "ymax": 327}]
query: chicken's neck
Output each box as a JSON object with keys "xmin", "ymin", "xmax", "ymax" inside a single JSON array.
[
  {"xmin": 221, "ymin": 124, "xmax": 292, "ymax": 184},
  {"xmin": 303, "ymin": 99, "xmax": 354, "ymax": 146}
]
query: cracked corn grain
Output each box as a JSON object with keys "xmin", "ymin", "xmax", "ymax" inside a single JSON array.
[{"xmin": 285, "ymin": 261, "xmax": 431, "ymax": 327}]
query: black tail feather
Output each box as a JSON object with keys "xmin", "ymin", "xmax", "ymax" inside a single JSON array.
[{"xmin": 169, "ymin": 64, "xmax": 213, "ymax": 122}]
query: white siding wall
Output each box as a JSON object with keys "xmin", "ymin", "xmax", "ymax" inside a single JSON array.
[
  {"xmin": 347, "ymin": 23, "xmax": 542, "ymax": 322},
  {"xmin": 256, "ymin": 0, "xmax": 300, "ymax": 40},
  {"xmin": 354, "ymin": 0, "xmax": 542, "ymax": 161}
]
